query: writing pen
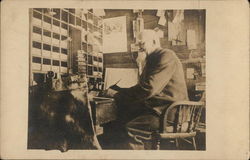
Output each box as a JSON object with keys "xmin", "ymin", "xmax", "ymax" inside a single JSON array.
[{"xmin": 113, "ymin": 79, "xmax": 121, "ymax": 86}]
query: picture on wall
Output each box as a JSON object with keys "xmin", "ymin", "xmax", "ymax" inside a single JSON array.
[{"xmin": 103, "ymin": 16, "xmax": 127, "ymax": 53}]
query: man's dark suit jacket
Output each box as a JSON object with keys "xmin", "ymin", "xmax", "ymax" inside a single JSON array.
[{"xmin": 114, "ymin": 48, "xmax": 189, "ymax": 116}]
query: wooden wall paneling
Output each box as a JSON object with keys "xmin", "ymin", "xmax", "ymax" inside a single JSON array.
[{"xmin": 103, "ymin": 10, "xmax": 205, "ymax": 68}]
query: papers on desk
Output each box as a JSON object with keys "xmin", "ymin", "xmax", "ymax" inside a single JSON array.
[{"xmin": 104, "ymin": 68, "xmax": 139, "ymax": 89}]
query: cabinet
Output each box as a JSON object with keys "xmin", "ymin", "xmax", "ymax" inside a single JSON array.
[
  {"xmin": 30, "ymin": 8, "xmax": 104, "ymax": 87},
  {"xmin": 69, "ymin": 10, "xmax": 104, "ymax": 90}
]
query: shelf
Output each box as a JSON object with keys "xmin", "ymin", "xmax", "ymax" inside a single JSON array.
[
  {"xmin": 60, "ymin": 41, "xmax": 68, "ymax": 48},
  {"xmin": 52, "ymin": 66, "xmax": 60, "ymax": 73},
  {"xmin": 52, "ymin": 52, "xmax": 60, "ymax": 59},
  {"xmin": 32, "ymin": 32, "xmax": 42, "ymax": 41},
  {"xmin": 32, "ymin": 62, "xmax": 42, "ymax": 70},
  {"xmin": 61, "ymin": 67, "xmax": 68, "ymax": 73},
  {"xmin": 87, "ymin": 21, "xmax": 102, "ymax": 30},
  {"xmin": 30, "ymin": 8, "xmax": 104, "ymax": 85},
  {"xmin": 87, "ymin": 75, "xmax": 103, "ymax": 79},
  {"xmin": 42, "ymin": 64, "xmax": 51, "ymax": 72},
  {"xmin": 61, "ymin": 54, "xmax": 68, "ymax": 60},
  {"xmin": 32, "ymin": 47, "xmax": 42, "ymax": 56},
  {"xmin": 33, "ymin": 17, "xmax": 42, "ymax": 26},
  {"xmin": 52, "ymin": 25, "xmax": 60, "ymax": 33},
  {"xmin": 32, "ymin": 9, "xmax": 101, "ymax": 31}
]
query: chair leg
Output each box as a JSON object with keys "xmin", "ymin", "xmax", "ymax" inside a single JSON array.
[
  {"xmin": 175, "ymin": 138, "xmax": 179, "ymax": 149},
  {"xmin": 192, "ymin": 137, "xmax": 197, "ymax": 150}
]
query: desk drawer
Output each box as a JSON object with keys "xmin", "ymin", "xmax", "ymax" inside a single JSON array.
[{"xmin": 91, "ymin": 98, "xmax": 117, "ymax": 125}]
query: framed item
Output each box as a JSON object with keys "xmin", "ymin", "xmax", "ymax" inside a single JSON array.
[{"xmin": 103, "ymin": 16, "xmax": 127, "ymax": 53}]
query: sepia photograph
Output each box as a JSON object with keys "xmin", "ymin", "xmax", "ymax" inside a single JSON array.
[
  {"xmin": 28, "ymin": 8, "xmax": 206, "ymax": 151},
  {"xmin": 1, "ymin": 0, "xmax": 249, "ymax": 159}
]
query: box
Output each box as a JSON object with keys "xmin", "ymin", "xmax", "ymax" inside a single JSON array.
[
  {"xmin": 93, "ymin": 61, "xmax": 98, "ymax": 66},
  {"xmin": 93, "ymin": 71, "xmax": 98, "ymax": 76}
]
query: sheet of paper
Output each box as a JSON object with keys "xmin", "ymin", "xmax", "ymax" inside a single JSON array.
[
  {"xmin": 158, "ymin": 16, "xmax": 166, "ymax": 26},
  {"xmin": 168, "ymin": 21, "xmax": 174, "ymax": 40},
  {"xmin": 156, "ymin": 10, "xmax": 165, "ymax": 17},
  {"xmin": 172, "ymin": 10, "xmax": 184, "ymax": 23},
  {"xmin": 93, "ymin": 9, "xmax": 105, "ymax": 16},
  {"xmin": 104, "ymin": 68, "xmax": 139, "ymax": 89},
  {"xmin": 103, "ymin": 16, "xmax": 128, "ymax": 53},
  {"xmin": 133, "ymin": 9, "xmax": 139, "ymax": 13}
]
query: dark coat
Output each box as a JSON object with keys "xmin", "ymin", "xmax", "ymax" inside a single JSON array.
[{"xmin": 115, "ymin": 48, "xmax": 188, "ymax": 116}]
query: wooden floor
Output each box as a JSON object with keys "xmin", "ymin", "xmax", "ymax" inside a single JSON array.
[{"xmin": 98, "ymin": 130, "xmax": 206, "ymax": 150}]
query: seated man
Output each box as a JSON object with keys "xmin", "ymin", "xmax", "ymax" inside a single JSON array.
[{"xmin": 105, "ymin": 29, "xmax": 189, "ymax": 149}]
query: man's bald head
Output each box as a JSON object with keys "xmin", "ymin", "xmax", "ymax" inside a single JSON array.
[{"xmin": 138, "ymin": 29, "xmax": 161, "ymax": 54}]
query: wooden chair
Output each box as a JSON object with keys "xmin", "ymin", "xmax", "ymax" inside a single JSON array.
[{"xmin": 127, "ymin": 101, "xmax": 205, "ymax": 150}]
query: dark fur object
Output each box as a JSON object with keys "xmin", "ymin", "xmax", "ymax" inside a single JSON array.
[{"xmin": 28, "ymin": 86, "xmax": 101, "ymax": 152}]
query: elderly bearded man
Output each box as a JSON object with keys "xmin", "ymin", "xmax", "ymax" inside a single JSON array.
[{"xmin": 104, "ymin": 29, "xmax": 189, "ymax": 149}]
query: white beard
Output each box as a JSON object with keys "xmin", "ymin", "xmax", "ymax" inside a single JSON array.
[{"xmin": 136, "ymin": 51, "xmax": 147, "ymax": 75}]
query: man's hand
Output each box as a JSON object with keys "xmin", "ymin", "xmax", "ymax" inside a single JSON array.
[
  {"xmin": 102, "ymin": 88, "xmax": 118, "ymax": 98},
  {"xmin": 109, "ymin": 84, "xmax": 122, "ymax": 91}
]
